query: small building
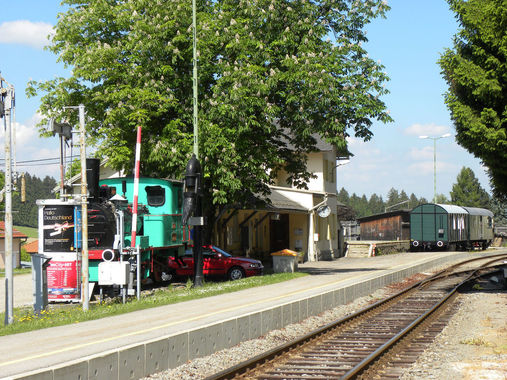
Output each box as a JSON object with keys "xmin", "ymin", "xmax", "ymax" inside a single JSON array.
[
  {"xmin": 0, "ymin": 223, "xmax": 28, "ymax": 269},
  {"xmin": 23, "ymin": 239, "xmax": 39, "ymax": 255},
  {"xmin": 357, "ymin": 210, "xmax": 410, "ymax": 241}
]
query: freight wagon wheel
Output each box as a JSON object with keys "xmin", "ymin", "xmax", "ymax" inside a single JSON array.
[{"xmin": 228, "ymin": 267, "xmax": 245, "ymax": 281}]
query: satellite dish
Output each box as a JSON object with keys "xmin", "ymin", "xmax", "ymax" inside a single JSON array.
[{"xmin": 316, "ymin": 205, "xmax": 331, "ymax": 218}]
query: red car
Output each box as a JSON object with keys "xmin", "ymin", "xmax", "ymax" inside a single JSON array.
[{"xmin": 166, "ymin": 245, "xmax": 264, "ymax": 281}]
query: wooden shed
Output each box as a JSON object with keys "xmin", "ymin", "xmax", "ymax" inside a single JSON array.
[{"xmin": 357, "ymin": 210, "xmax": 410, "ymax": 241}]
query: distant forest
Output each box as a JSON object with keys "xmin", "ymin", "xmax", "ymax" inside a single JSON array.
[
  {"xmin": 1, "ymin": 172, "xmax": 57, "ymax": 228},
  {"xmin": 337, "ymin": 166, "xmax": 507, "ymax": 226},
  {"xmin": 336, "ymin": 187, "xmax": 428, "ymax": 220}
]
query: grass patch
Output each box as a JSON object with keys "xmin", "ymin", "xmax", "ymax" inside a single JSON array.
[
  {"xmin": 460, "ymin": 337, "xmax": 492, "ymax": 347},
  {"xmin": 0, "ymin": 272, "xmax": 306, "ymax": 336},
  {"xmin": 14, "ymin": 225, "xmax": 38, "ymax": 238},
  {"xmin": 0, "ymin": 268, "xmax": 32, "ymax": 277}
]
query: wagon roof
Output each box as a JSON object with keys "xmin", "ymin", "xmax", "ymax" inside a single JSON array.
[
  {"xmin": 434, "ymin": 203, "xmax": 468, "ymax": 214},
  {"xmin": 461, "ymin": 206, "xmax": 494, "ymax": 217}
]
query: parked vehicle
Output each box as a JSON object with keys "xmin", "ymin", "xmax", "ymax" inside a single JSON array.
[
  {"xmin": 167, "ymin": 245, "xmax": 264, "ymax": 281},
  {"xmin": 410, "ymin": 203, "xmax": 493, "ymax": 251}
]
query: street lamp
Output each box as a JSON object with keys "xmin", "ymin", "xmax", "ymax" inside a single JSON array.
[{"xmin": 419, "ymin": 133, "xmax": 451, "ymax": 203}]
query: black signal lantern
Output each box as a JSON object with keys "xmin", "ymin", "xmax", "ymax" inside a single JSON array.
[
  {"xmin": 182, "ymin": 154, "xmax": 204, "ymax": 287},
  {"xmin": 182, "ymin": 154, "xmax": 203, "ymax": 226}
]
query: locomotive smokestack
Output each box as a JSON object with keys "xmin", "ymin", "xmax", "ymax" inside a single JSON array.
[{"xmin": 86, "ymin": 158, "xmax": 101, "ymax": 201}]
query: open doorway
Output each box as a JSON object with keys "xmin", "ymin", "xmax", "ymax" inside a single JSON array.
[{"xmin": 270, "ymin": 214, "xmax": 289, "ymax": 252}]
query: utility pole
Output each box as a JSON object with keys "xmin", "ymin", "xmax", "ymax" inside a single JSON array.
[
  {"xmin": 419, "ymin": 133, "xmax": 451, "ymax": 202},
  {"xmin": 189, "ymin": 0, "xmax": 204, "ymax": 287},
  {"xmin": 1, "ymin": 77, "xmax": 14, "ymax": 325},
  {"xmin": 60, "ymin": 104, "xmax": 89, "ymax": 310},
  {"xmin": 78, "ymin": 105, "xmax": 89, "ymax": 310}
]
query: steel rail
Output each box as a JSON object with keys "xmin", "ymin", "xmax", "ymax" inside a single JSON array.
[
  {"xmin": 205, "ymin": 254, "xmax": 507, "ymax": 380},
  {"xmin": 341, "ymin": 269, "xmax": 482, "ymax": 378}
]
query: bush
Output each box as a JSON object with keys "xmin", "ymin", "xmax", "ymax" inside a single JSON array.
[{"xmin": 20, "ymin": 247, "xmax": 30, "ymax": 263}]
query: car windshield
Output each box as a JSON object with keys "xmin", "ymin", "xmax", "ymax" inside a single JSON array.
[
  {"xmin": 211, "ymin": 246, "xmax": 232, "ymax": 257},
  {"xmin": 185, "ymin": 246, "xmax": 232, "ymax": 257}
]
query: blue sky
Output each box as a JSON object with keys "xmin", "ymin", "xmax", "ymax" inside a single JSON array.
[{"xmin": 0, "ymin": 0, "xmax": 491, "ymax": 201}]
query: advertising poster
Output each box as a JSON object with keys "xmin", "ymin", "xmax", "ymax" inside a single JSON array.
[
  {"xmin": 47, "ymin": 260, "xmax": 80, "ymax": 300},
  {"xmin": 43, "ymin": 205, "xmax": 75, "ymax": 252}
]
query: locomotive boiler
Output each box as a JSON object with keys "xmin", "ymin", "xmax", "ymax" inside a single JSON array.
[{"xmin": 37, "ymin": 159, "xmax": 189, "ymax": 300}]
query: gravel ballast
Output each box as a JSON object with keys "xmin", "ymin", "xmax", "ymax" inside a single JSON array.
[{"xmin": 143, "ymin": 271, "xmax": 507, "ymax": 379}]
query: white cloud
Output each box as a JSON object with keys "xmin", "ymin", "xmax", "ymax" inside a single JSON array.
[
  {"xmin": 0, "ymin": 20, "xmax": 53, "ymax": 49},
  {"xmin": 408, "ymin": 146, "xmax": 434, "ymax": 161},
  {"xmin": 404, "ymin": 123, "xmax": 452, "ymax": 137},
  {"xmin": 0, "ymin": 113, "xmax": 60, "ymax": 179}
]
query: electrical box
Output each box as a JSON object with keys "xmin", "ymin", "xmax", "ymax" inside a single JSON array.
[{"xmin": 98, "ymin": 262, "xmax": 130, "ymax": 285}]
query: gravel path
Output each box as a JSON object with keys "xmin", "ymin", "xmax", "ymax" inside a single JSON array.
[
  {"xmin": 0, "ymin": 273, "xmax": 33, "ymax": 313},
  {"xmin": 402, "ymin": 291, "xmax": 507, "ymax": 379}
]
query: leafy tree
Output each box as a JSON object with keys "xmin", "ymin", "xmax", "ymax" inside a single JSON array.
[
  {"xmin": 439, "ymin": 0, "xmax": 507, "ymax": 197},
  {"xmin": 337, "ymin": 187, "xmax": 350, "ymax": 205},
  {"xmin": 348, "ymin": 193, "xmax": 369, "ymax": 218},
  {"xmin": 368, "ymin": 193, "xmax": 384, "ymax": 214},
  {"xmin": 489, "ymin": 196, "xmax": 507, "ymax": 225},
  {"xmin": 450, "ymin": 167, "xmax": 490, "ymax": 208},
  {"xmin": 27, "ymin": 0, "xmax": 392, "ymax": 238},
  {"xmin": 385, "ymin": 188, "xmax": 400, "ymax": 209},
  {"xmin": 434, "ymin": 193, "xmax": 450, "ymax": 204},
  {"xmin": 409, "ymin": 193, "xmax": 419, "ymax": 208},
  {"xmin": 3, "ymin": 173, "xmax": 58, "ymax": 228}
]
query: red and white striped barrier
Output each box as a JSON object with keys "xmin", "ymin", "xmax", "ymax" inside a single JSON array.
[{"xmin": 131, "ymin": 126, "xmax": 142, "ymax": 247}]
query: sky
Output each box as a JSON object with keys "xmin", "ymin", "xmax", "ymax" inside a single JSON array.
[{"xmin": 0, "ymin": 0, "xmax": 492, "ymax": 202}]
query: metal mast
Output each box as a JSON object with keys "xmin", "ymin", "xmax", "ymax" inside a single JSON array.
[
  {"xmin": 1, "ymin": 77, "xmax": 14, "ymax": 325},
  {"xmin": 192, "ymin": 0, "xmax": 198, "ymax": 158}
]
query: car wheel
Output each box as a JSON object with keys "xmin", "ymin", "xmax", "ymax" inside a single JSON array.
[
  {"xmin": 161, "ymin": 270, "xmax": 174, "ymax": 283},
  {"xmin": 228, "ymin": 267, "xmax": 245, "ymax": 281}
]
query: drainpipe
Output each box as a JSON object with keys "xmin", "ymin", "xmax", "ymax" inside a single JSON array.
[
  {"xmin": 307, "ymin": 195, "xmax": 328, "ymax": 262},
  {"xmin": 307, "ymin": 212, "xmax": 315, "ymax": 261}
]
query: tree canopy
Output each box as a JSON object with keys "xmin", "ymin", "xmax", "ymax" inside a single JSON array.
[
  {"xmin": 337, "ymin": 187, "xmax": 427, "ymax": 219},
  {"xmin": 28, "ymin": 0, "xmax": 391, "ymax": 220},
  {"xmin": 450, "ymin": 166, "xmax": 491, "ymax": 208},
  {"xmin": 439, "ymin": 0, "xmax": 507, "ymax": 198}
]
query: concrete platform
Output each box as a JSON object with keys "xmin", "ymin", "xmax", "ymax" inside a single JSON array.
[{"xmin": 1, "ymin": 249, "xmax": 503, "ymax": 380}]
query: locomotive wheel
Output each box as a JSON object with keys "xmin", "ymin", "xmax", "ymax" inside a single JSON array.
[{"xmin": 228, "ymin": 267, "xmax": 245, "ymax": 281}]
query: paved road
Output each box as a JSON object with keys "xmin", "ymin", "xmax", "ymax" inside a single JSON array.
[{"xmin": 0, "ymin": 273, "xmax": 33, "ymax": 313}]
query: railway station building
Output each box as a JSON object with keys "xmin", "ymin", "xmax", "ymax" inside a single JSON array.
[
  {"xmin": 62, "ymin": 138, "xmax": 343, "ymax": 263},
  {"xmin": 212, "ymin": 138, "xmax": 341, "ymax": 262}
]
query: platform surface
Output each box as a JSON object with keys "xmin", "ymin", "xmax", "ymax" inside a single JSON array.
[{"xmin": 0, "ymin": 249, "xmax": 502, "ymax": 379}]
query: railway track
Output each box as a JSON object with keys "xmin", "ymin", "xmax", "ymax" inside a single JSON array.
[{"xmin": 206, "ymin": 254, "xmax": 507, "ymax": 380}]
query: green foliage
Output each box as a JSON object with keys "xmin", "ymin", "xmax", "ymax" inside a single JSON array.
[
  {"xmin": 450, "ymin": 167, "xmax": 490, "ymax": 208},
  {"xmin": 489, "ymin": 196, "xmax": 507, "ymax": 225},
  {"xmin": 14, "ymin": 226, "xmax": 38, "ymax": 238},
  {"xmin": 27, "ymin": 0, "xmax": 392, "ymax": 222},
  {"xmin": 2, "ymin": 172, "xmax": 56, "ymax": 228},
  {"xmin": 0, "ymin": 271, "xmax": 305, "ymax": 336},
  {"xmin": 20, "ymin": 247, "xmax": 31, "ymax": 263},
  {"xmin": 337, "ymin": 187, "xmax": 427, "ymax": 218},
  {"xmin": 439, "ymin": 0, "xmax": 507, "ymax": 197},
  {"xmin": 434, "ymin": 193, "xmax": 451, "ymax": 204}
]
